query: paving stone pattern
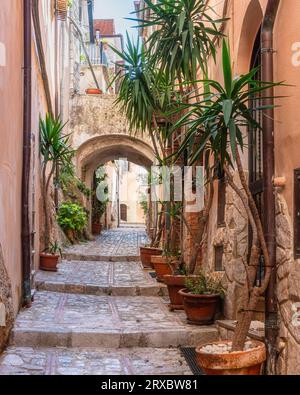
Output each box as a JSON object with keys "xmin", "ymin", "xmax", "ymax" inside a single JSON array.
[{"xmin": 0, "ymin": 228, "xmax": 218, "ymax": 375}]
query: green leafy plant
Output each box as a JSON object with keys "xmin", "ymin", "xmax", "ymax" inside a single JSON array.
[
  {"xmin": 44, "ymin": 241, "xmax": 62, "ymax": 257},
  {"xmin": 185, "ymin": 271, "xmax": 225, "ymax": 297},
  {"xmin": 57, "ymin": 202, "xmax": 88, "ymax": 232}
]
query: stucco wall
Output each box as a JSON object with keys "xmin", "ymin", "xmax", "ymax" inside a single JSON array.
[{"xmin": 0, "ymin": 0, "xmax": 24, "ymax": 321}]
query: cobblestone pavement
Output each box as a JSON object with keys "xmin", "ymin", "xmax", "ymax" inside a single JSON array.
[
  {"xmin": 64, "ymin": 228, "xmax": 148, "ymax": 259},
  {"xmin": 0, "ymin": 228, "xmax": 219, "ymax": 375},
  {"xmin": 11, "ymin": 291, "xmax": 217, "ymax": 348},
  {"xmin": 35, "ymin": 261, "xmax": 167, "ymax": 296},
  {"xmin": 0, "ymin": 347, "xmax": 191, "ymax": 375}
]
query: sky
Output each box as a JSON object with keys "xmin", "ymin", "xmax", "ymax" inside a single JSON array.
[{"xmin": 93, "ymin": 0, "xmax": 138, "ymax": 41}]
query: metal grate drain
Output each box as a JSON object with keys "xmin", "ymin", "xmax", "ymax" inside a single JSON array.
[{"xmin": 180, "ymin": 347, "xmax": 204, "ymax": 376}]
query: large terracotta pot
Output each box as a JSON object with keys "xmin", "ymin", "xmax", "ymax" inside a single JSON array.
[
  {"xmin": 140, "ymin": 246, "xmax": 162, "ymax": 269},
  {"xmin": 163, "ymin": 275, "xmax": 186, "ymax": 310},
  {"xmin": 179, "ymin": 288, "xmax": 220, "ymax": 325},
  {"xmin": 40, "ymin": 253, "xmax": 59, "ymax": 272},
  {"xmin": 151, "ymin": 255, "xmax": 178, "ymax": 283},
  {"xmin": 92, "ymin": 223, "xmax": 102, "ymax": 235},
  {"xmin": 196, "ymin": 340, "xmax": 266, "ymax": 375}
]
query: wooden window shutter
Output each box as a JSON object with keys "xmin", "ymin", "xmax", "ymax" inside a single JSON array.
[{"xmin": 294, "ymin": 169, "xmax": 300, "ymax": 258}]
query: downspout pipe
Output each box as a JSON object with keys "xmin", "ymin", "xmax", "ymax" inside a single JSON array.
[
  {"xmin": 261, "ymin": 0, "xmax": 280, "ymax": 374},
  {"xmin": 22, "ymin": 0, "xmax": 33, "ymax": 307}
]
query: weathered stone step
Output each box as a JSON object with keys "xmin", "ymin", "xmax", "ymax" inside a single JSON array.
[
  {"xmin": 10, "ymin": 291, "xmax": 218, "ymax": 349},
  {"xmin": 0, "ymin": 346, "xmax": 191, "ymax": 375},
  {"xmin": 35, "ymin": 261, "xmax": 167, "ymax": 297},
  {"xmin": 62, "ymin": 253, "xmax": 140, "ymax": 262}
]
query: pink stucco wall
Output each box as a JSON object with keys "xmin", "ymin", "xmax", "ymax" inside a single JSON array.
[{"xmin": 0, "ymin": 0, "xmax": 24, "ymax": 313}]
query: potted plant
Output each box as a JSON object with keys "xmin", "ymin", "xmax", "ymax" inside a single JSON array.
[
  {"xmin": 57, "ymin": 201, "xmax": 88, "ymax": 243},
  {"xmin": 140, "ymin": 245, "xmax": 162, "ymax": 269},
  {"xmin": 173, "ymin": 39, "xmax": 282, "ymax": 374},
  {"xmin": 39, "ymin": 113, "xmax": 73, "ymax": 254},
  {"xmin": 40, "ymin": 241, "xmax": 62, "ymax": 272},
  {"xmin": 179, "ymin": 272, "xmax": 224, "ymax": 325},
  {"xmin": 86, "ymin": 88, "xmax": 103, "ymax": 95}
]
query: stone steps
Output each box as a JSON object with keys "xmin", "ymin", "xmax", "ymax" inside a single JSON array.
[
  {"xmin": 0, "ymin": 346, "xmax": 192, "ymax": 375},
  {"xmin": 10, "ymin": 291, "xmax": 218, "ymax": 349},
  {"xmin": 62, "ymin": 253, "xmax": 140, "ymax": 262},
  {"xmin": 35, "ymin": 260, "xmax": 168, "ymax": 297}
]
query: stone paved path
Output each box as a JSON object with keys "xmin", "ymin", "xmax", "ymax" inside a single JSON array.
[{"xmin": 0, "ymin": 228, "xmax": 218, "ymax": 375}]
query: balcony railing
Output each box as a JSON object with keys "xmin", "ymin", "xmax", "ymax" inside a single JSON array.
[{"xmin": 81, "ymin": 44, "xmax": 108, "ymax": 66}]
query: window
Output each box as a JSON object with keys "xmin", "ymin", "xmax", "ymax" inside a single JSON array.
[
  {"xmin": 214, "ymin": 245, "xmax": 224, "ymax": 272},
  {"xmin": 217, "ymin": 177, "xmax": 226, "ymax": 227}
]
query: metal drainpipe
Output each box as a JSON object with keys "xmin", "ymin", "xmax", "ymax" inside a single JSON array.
[
  {"xmin": 22, "ymin": 0, "xmax": 33, "ymax": 307},
  {"xmin": 261, "ymin": 0, "xmax": 280, "ymax": 374}
]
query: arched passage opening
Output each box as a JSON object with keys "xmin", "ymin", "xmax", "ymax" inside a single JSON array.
[{"xmin": 76, "ymin": 135, "xmax": 155, "ymax": 233}]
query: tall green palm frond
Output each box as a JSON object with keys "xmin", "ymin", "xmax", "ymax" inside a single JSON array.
[{"xmin": 128, "ymin": 0, "xmax": 225, "ymax": 80}]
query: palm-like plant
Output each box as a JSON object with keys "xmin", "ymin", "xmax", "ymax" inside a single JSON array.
[
  {"xmin": 131, "ymin": 0, "xmax": 224, "ymax": 81},
  {"xmin": 172, "ymin": 39, "xmax": 282, "ymax": 351},
  {"xmin": 40, "ymin": 113, "xmax": 73, "ymax": 249}
]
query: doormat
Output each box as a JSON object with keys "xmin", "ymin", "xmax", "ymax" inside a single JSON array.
[{"xmin": 180, "ymin": 347, "xmax": 204, "ymax": 376}]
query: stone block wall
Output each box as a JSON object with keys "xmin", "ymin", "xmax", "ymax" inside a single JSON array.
[
  {"xmin": 275, "ymin": 193, "xmax": 300, "ymax": 375},
  {"xmin": 0, "ymin": 245, "xmax": 14, "ymax": 352}
]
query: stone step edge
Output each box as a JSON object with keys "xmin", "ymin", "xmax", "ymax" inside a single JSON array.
[
  {"xmin": 62, "ymin": 254, "xmax": 140, "ymax": 262},
  {"xmin": 10, "ymin": 327, "xmax": 219, "ymax": 349},
  {"xmin": 35, "ymin": 281, "xmax": 168, "ymax": 297}
]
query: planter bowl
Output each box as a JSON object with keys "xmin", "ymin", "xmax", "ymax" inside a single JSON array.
[
  {"xmin": 40, "ymin": 253, "xmax": 59, "ymax": 272},
  {"xmin": 196, "ymin": 340, "xmax": 266, "ymax": 375},
  {"xmin": 163, "ymin": 275, "xmax": 186, "ymax": 310},
  {"xmin": 179, "ymin": 288, "xmax": 220, "ymax": 325},
  {"xmin": 140, "ymin": 246, "xmax": 162, "ymax": 269},
  {"xmin": 151, "ymin": 255, "xmax": 178, "ymax": 283},
  {"xmin": 86, "ymin": 88, "xmax": 102, "ymax": 95}
]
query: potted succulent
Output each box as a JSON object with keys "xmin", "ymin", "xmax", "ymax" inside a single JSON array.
[
  {"xmin": 179, "ymin": 272, "xmax": 224, "ymax": 325},
  {"xmin": 40, "ymin": 241, "xmax": 62, "ymax": 272}
]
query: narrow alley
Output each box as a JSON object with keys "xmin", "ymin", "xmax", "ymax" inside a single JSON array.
[{"xmin": 0, "ymin": 228, "xmax": 217, "ymax": 375}]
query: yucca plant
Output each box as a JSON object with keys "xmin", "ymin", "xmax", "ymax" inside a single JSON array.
[
  {"xmin": 130, "ymin": 0, "xmax": 224, "ymax": 81},
  {"xmin": 40, "ymin": 113, "xmax": 73, "ymax": 249},
  {"xmin": 172, "ymin": 39, "xmax": 283, "ymax": 351}
]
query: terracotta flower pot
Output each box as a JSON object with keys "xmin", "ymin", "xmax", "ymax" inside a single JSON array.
[
  {"xmin": 86, "ymin": 88, "xmax": 102, "ymax": 95},
  {"xmin": 196, "ymin": 340, "xmax": 266, "ymax": 375},
  {"xmin": 140, "ymin": 246, "xmax": 162, "ymax": 269},
  {"xmin": 151, "ymin": 255, "xmax": 178, "ymax": 283},
  {"xmin": 163, "ymin": 275, "xmax": 186, "ymax": 310},
  {"xmin": 179, "ymin": 288, "xmax": 220, "ymax": 325},
  {"xmin": 40, "ymin": 253, "xmax": 59, "ymax": 272},
  {"xmin": 92, "ymin": 223, "xmax": 102, "ymax": 235}
]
